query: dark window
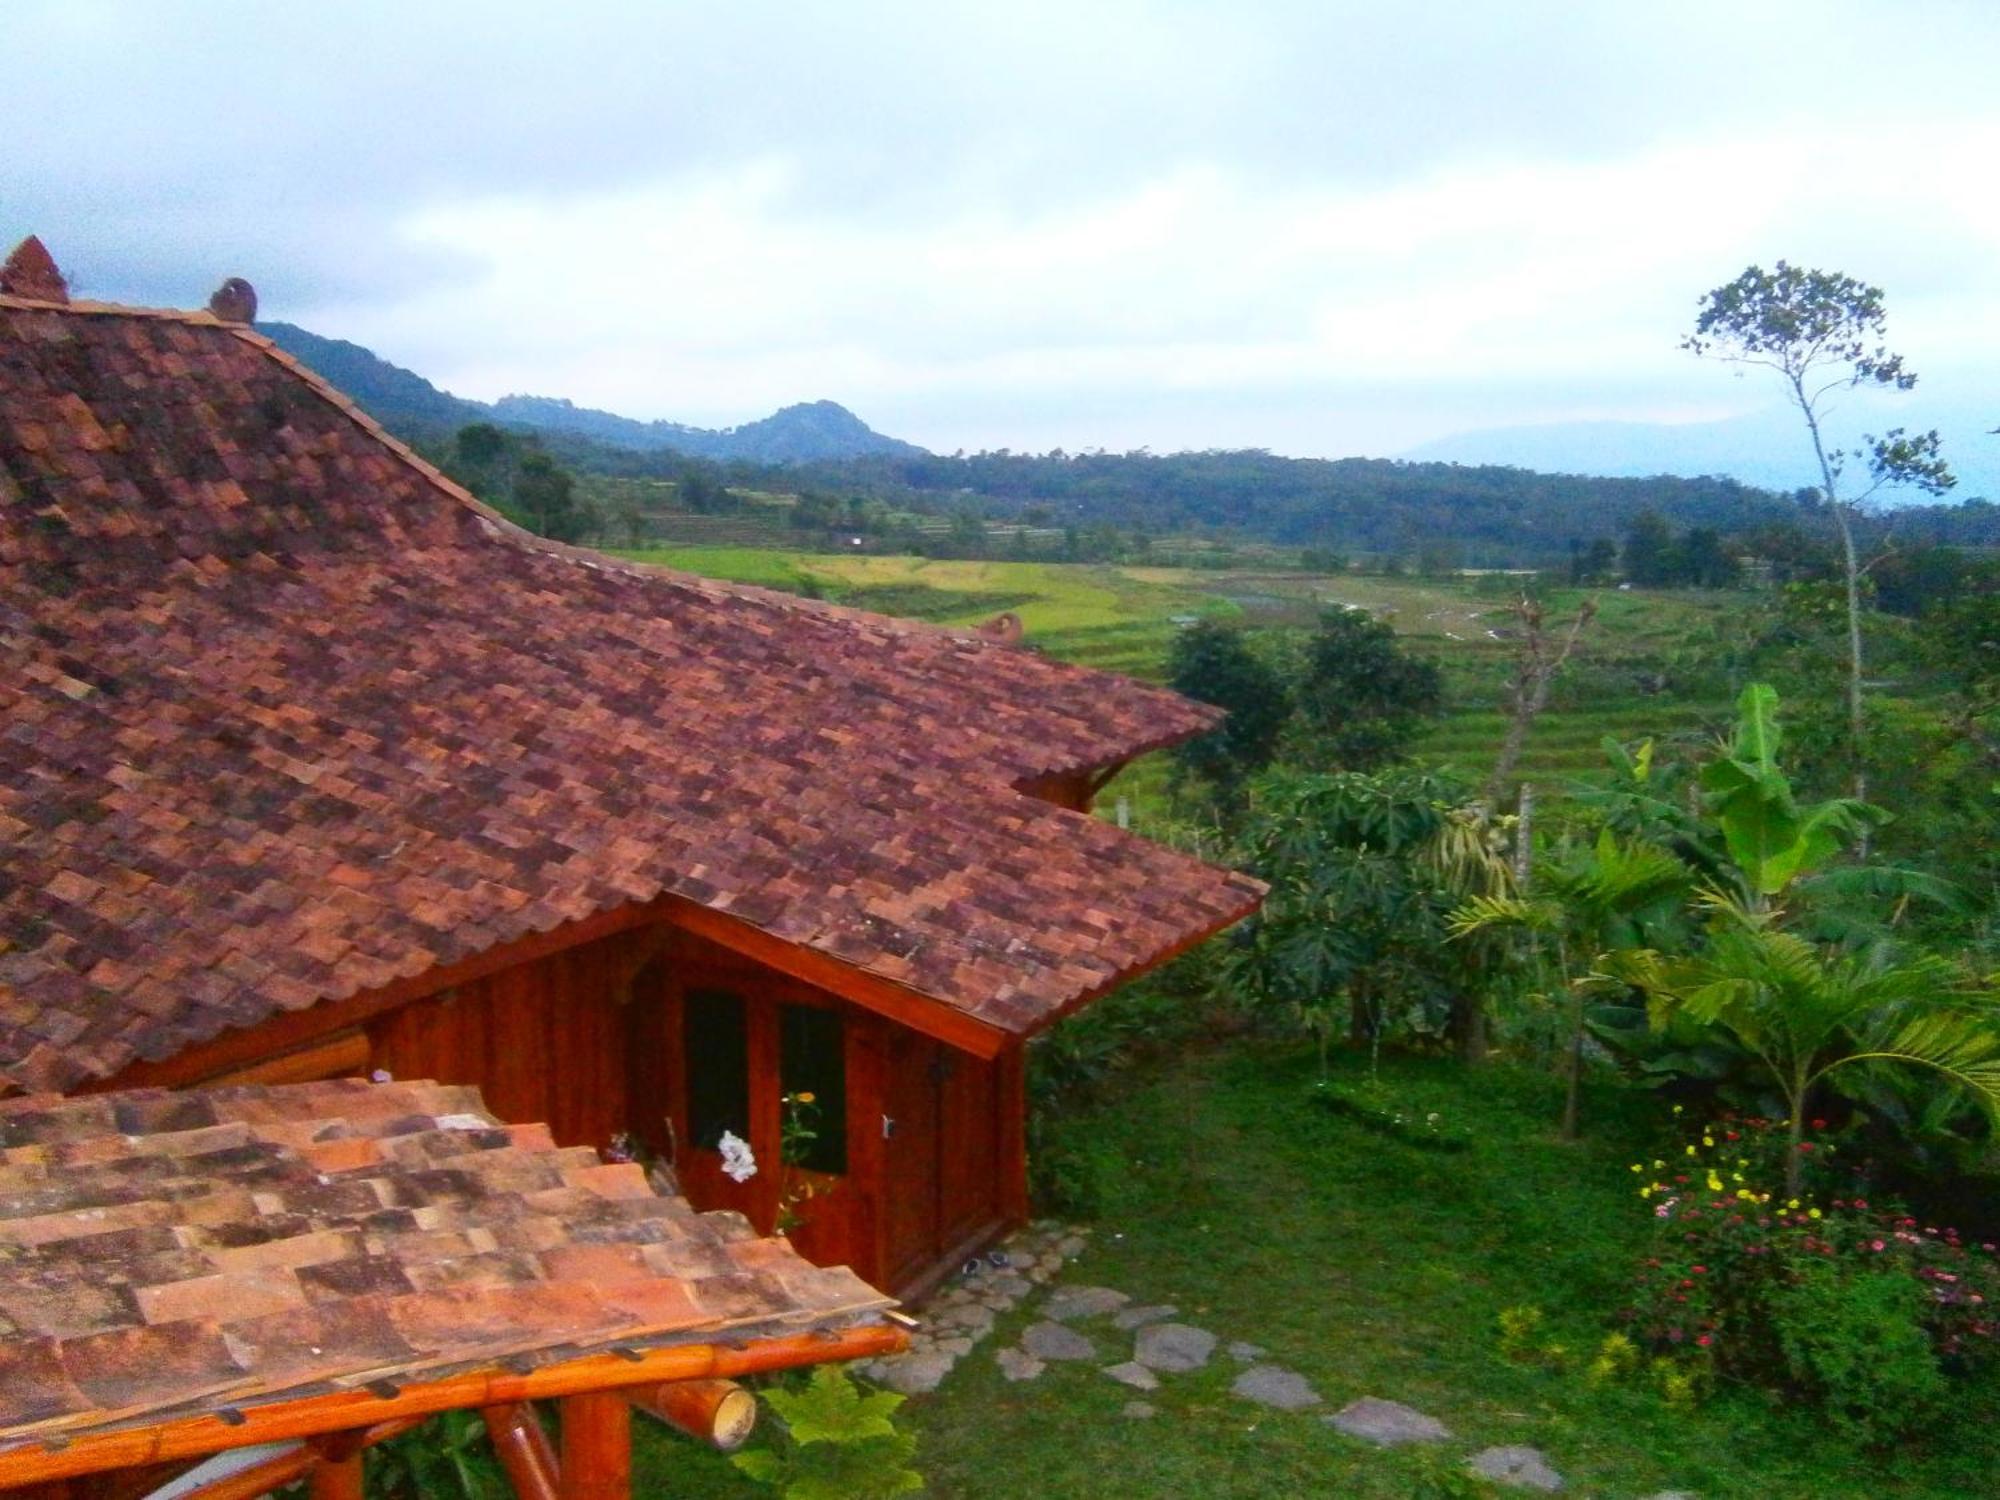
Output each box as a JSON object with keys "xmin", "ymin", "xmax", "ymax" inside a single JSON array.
[
  {"xmin": 684, "ymin": 989, "xmax": 749, "ymax": 1151},
  {"xmin": 780, "ymin": 1003, "xmax": 847, "ymax": 1175}
]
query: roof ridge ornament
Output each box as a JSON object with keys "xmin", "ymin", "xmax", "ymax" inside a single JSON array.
[
  {"xmin": 208, "ymin": 277, "xmax": 257, "ymax": 323},
  {"xmin": 1, "ymin": 236, "xmax": 69, "ymax": 303}
]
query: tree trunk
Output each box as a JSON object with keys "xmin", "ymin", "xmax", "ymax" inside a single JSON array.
[{"xmin": 1560, "ymin": 986, "xmax": 1585, "ymax": 1142}]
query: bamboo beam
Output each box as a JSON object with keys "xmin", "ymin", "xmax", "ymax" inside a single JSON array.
[
  {"xmin": 556, "ymin": 1395, "xmax": 627, "ymax": 1500},
  {"xmin": 480, "ymin": 1406, "xmax": 557, "ymax": 1500},
  {"xmin": 626, "ymin": 1382, "xmax": 755, "ymax": 1452},
  {"xmin": 0, "ymin": 1325, "xmax": 906, "ymax": 1489}
]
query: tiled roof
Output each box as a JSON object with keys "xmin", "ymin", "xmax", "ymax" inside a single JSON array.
[
  {"xmin": 0, "ymin": 1078, "xmax": 892, "ymax": 1446},
  {"xmin": 0, "ymin": 292, "xmax": 1264, "ymax": 1094}
]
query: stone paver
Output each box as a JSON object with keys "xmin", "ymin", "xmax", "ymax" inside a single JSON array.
[
  {"xmin": 1042, "ymin": 1284, "xmax": 1131, "ymax": 1322},
  {"xmin": 1121, "ymin": 1400, "xmax": 1157, "ymax": 1420},
  {"xmin": 1226, "ymin": 1340, "xmax": 1268, "ymax": 1362},
  {"xmin": 1021, "ymin": 1320, "xmax": 1097, "ymax": 1362},
  {"xmin": 1133, "ymin": 1321, "xmax": 1217, "ymax": 1373},
  {"xmin": 1326, "ymin": 1397, "xmax": 1451, "ymax": 1447},
  {"xmin": 1112, "ymin": 1302, "xmax": 1178, "ymax": 1330},
  {"xmin": 875, "ymin": 1351, "xmax": 954, "ymax": 1395},
  {"xmin": 1231, "ymin": 1364, "xmax": 1321, "ymax": 1411},
  {"xmin": 1469, "ymin": 1446, "xmax": 1565, "ymax": 1492},
  {"xmin": 994, "ymin": 1346, "xmax": 1044, "ymax": 1383},
  {"xmin": 1102, "ymin": 1360, "xmax": 1161, "ymax": 1391}
]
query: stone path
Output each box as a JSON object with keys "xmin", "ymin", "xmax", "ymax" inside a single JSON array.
[{"xmin": 859, "ymin": 1223, "xmax": 1693, "ymax": 1494}]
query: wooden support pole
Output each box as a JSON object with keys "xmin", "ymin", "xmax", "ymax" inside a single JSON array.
[
  {"xmin": 481, "ymin": 1405, "xmax": 558, "ymax": 1500},
  {"xmin": 306, "ymin": 1454, "xmax": 362, "ymax": 1500},
  {"xmin": 626, "ymin": 1381, "xmax": 756, "ymax": 1452},
  {"xmin": 557, "ymin": 1395, "xmax": 629, "ymax": 1500}
]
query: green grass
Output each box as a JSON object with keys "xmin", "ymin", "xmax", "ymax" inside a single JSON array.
[{"xmin": 634, "ymin": 1042, "xmax": 2000, "ymax": 1498}]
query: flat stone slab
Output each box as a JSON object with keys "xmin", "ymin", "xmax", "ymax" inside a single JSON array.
[
  {"xmin": 1102, "ymin": 1360, "xmax": 1161, "ymax": 1391},
  {"xmin": 1133, "ymin": 1321, "xmax": 1217, "ymax": 1373},
  {"xmin": 1121, "ymin": 1400, "xmax": 1157, "ymax": 1420},
  {"xmin": 1112, "ymin": 1302, "xmax": 1178, "ymax": 1330},
  {"xmin": 1232, "ymin": 1364, "xmax": 1321, "ymax": 1411},
  {"xmin": 1042, "ymin": 1284, "xmax": 1131, "ymax": 1322},
  {"xmin": 875, "ymin": 1351, "xmax": 955, "ymax": 1395},
  {"xmin": 1469, "ymin": 1446, "xmax": 1565, "ymax": 1492},
  {"xmin": 1227, "ymin": 1340, "xmax": 1268, "ymax": 1362},
  {"xmin": 1326, "ymin": 1397, "xmax": 1451, "ymax": 1447},
  {"xmin": 995, "ymin": 1346, "xmax": 1044, "ymax": 1382},
  {"xmin": 1020, "ymin": 1321, "xmax": 1097, "ymax": 1362}
]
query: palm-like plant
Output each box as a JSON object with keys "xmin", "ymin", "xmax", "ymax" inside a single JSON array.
[
  {"xmin": 1605, "ymin": 894, "xmax": 2000, "ymax": 1195},
  {"xmin": 1450, "ymin": 830, "xmax": 1694, "ymax": 1139}
]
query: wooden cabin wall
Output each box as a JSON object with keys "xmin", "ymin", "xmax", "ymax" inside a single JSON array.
[{"xmin": 366, "ymin": 926, "xmax": 657, "ymax": 1151}]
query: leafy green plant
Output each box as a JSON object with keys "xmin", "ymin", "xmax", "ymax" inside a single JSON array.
[
  {"xmin": 732, "ymin": 1364, "xmax": 922, "ymax": 1500},
  {"xmin": 365, "ymin": 1411, "xmax": 510, "ymax": 1500},
  {"xmin": 1625, "ymin": 1114, "xmax": 2000, "ymax": 1443}
]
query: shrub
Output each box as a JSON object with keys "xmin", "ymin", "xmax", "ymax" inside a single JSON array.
[{"xmin": 1624, "ymin": 1114, "xmax": 2000, "ymax": 1442}]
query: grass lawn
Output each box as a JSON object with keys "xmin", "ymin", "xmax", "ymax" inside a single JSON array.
[{"xmin": 636, "ymin": 1041, "xmax": 2000, "ymax": 1498}]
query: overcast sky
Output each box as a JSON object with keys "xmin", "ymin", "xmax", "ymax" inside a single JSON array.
[{"xmin": 8, "ymin": 1, "xmax": 1999, "ymax": 459}]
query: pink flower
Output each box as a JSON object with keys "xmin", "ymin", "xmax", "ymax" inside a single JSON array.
[
  {"xmin": 1871, "ymin": 1240, "xmax": 1886, "ymax": 1252},
  {"xmin": 1697, "ymin": 1334, "xmax": 1713, "ymax": 1347}
]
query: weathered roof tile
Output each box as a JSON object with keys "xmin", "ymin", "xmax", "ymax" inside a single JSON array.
[
  {"xmin": 0, "ymin": 1079, "xmax": 891, "ymax": 1445},
  {"xmin": 0, "ymin": 295, "xmax": 1262, "ymax": 1092}
]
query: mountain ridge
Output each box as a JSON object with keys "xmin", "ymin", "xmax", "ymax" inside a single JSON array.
[{"xmin": 258, "ymin": 321, "xmax": 924, "ymax": 464}]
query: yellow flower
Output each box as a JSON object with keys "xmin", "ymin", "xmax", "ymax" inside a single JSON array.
[
  {"xmin": 1685, "ymin": 1146, "xmax": 1697, "ymax": 1157},
  {"xmin": 1705, "ymin": 1173, "xmax": 1724, "ymax": 1193},
  {"xmin": 1631, "ymin": 1163, "xmax": 1643, "ymax": 1173},
  {"xmin": 1702, "ymin": 1136, "xmax": 1715, "ymax": 1148},
  {"xmin": 795, "ymin": 1091, "xmax": 816, "ymax": 1105},
  {"xmin": 1736, "ymin": 1189, "xmax": 1755, "ymax": 1200},
  {"xmin": 1731, "ymin": 1172, "xmax": 1744, "ymax": 1183},
  {"xmin": 1672, "ymin": 1105, "xmax": 1684, "ymax": 1115},
  {"xmin": 1808, "ymin": 1208, "xmax": 1822, "ymax": 1220},
  {"xmin": 1652, "ymin": 1159, "xmax": 1665, "ymax": 1170}
]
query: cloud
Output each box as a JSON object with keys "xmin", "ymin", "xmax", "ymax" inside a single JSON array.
[{"xmin": 6, "ymin": 0, "xmax": 1998, "ymax": 455}]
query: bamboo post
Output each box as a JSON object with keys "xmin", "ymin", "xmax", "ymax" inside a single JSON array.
[
  {"xmin": 557, "ymin": 1394, "xmax": 629, "ymax": 1500},
  {"xmin": 626, "ymin": 1381, "xmax": 755, "ymax": 1451},
  {"xmin": 482, "ymin": 1405, "xmax": 558, "ymax": 1500},
  {"xmin": 306, "ymin": 1453, "xmax": 363, "ymax": 1500}
]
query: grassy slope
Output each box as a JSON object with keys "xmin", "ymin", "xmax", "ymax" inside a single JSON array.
[{"xmin": 636, "ymin": 1044, "xmax": 2000, "ymax": 1498}]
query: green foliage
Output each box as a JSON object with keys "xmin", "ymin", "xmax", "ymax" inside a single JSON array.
[
  {"xmin": 1231, "ymin": 768, "xmax": 1477, "ymax": 1063},
  {"xmin": 1699, "ymin": 684, "xmax": 1878, "ymax": 899},
  {"xmin": 732, "ymin": 1365, "xmax": 922, "ymax": 1500},
  {"xmin": 1288, "ymin": 606, "xmax": 1444, "ymax": 771},
  {"xmin": 1167, "ymin": 619, "xmax": 1291, "ymax": 806},
  {"xmin": 1767, "ymin": 1256, "xmax": 1948, "ymax": 1443},
  {"xmin": 366, "ymin": 1411, "xmax": 511, "ymax": 1500},
  {"xmin": 1625, "ymin": 1114, "xmax": 2000, "ymax": 1444}
]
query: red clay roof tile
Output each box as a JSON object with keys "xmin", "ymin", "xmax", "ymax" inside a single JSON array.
[
  {"xmin": 0, "ymin": 1079, "xmax": 890, "ymax": 1446},
  {"xmin": 0, "ymin": 294, "xmax": 1262, "ymax": 1092}
]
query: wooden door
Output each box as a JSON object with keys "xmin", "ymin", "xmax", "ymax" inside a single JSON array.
[
  {"xmin": 881, "ymin": 1028, "xmax": 944, "ymax": 1292},
  {"xmin": 937, "ymin": 1047, "xmax": 999, "ymax": 1249}
]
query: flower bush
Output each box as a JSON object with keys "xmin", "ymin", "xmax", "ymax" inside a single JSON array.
[{"xmin": 1625, "ymin": 1113, "xmax": 2000, "ymax": 1442}]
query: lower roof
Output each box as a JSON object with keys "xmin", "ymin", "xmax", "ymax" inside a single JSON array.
[{"xmin": 0, "ymin": 1078, "xmax": 893, "ymax": 1450}]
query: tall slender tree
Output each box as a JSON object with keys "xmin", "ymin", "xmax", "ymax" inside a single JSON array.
[{"xmin": 1684, "ymin": 265, "xmax": 1954, "ymax": 814}]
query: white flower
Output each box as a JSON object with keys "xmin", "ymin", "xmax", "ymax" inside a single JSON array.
[{"xmin": 718, "ymin": 1130, "xmax": 758, "ymax": 1183}]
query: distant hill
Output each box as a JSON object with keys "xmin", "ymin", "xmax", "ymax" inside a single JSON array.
[
  {"xmin": 258, "ymin": 322, "xmax": 924, "ymax": 464},
  {"xmin": 1400, "ymin": 395, "xmax": 2000, "ymax": 503},
  {"xmin": 487, "ymin": 393, "xmax": 924, "ymax": 462}
]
